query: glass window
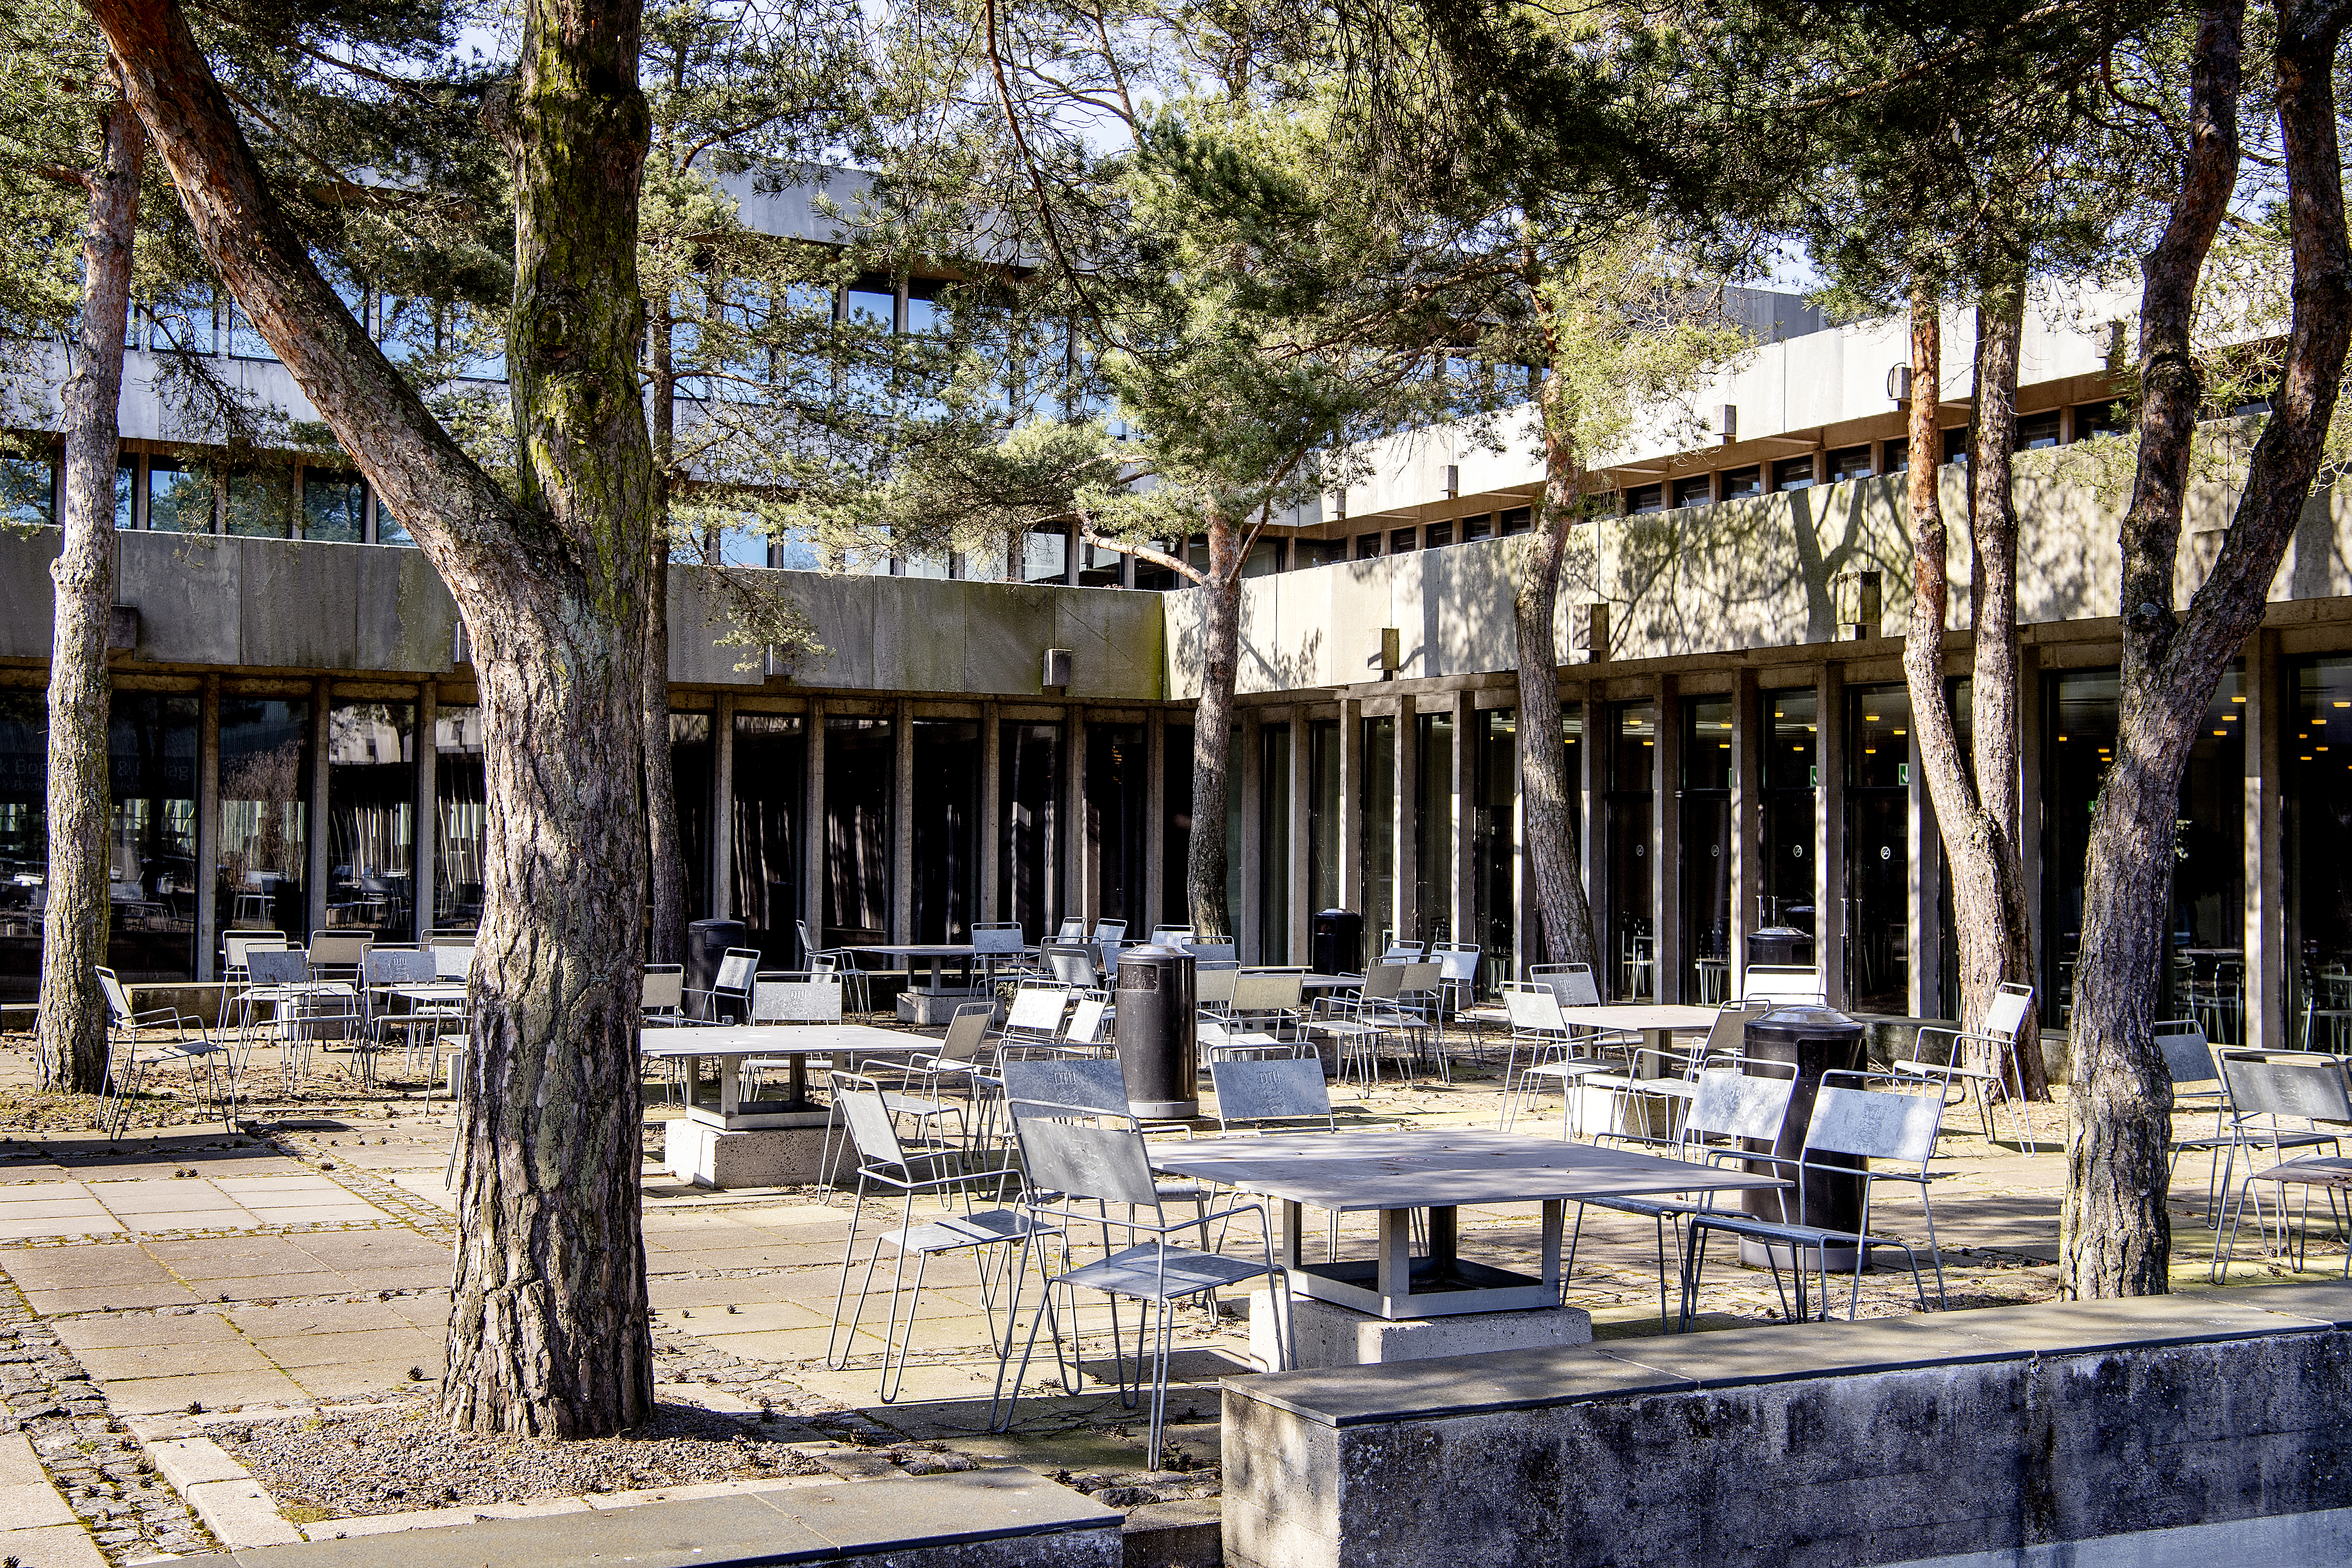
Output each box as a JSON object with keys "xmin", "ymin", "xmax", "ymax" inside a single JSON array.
[
  {"xmin": 2288, "ymin": 661, "xmax": 2352, "ymax": 1040},
  {"xmin": 1241, "ymin": 537, "xmax": 1282, "ymax": 578},
  {"xmin": 2175, "ymin": 669, "xmax": 2242, "ymax": 1031},
  {"xmin": 145, "ymin": 289, "xmax": 214, "ymax": 355},
  {"xmin": 999, "ymin": 720, "xmax": 1060, "ymax": 937},
  {"xmin": 1882, "ymin": 438, "xmax": 1910, "ymax": 475},
  {"xmin": 826, "ymin": 716, "xmax": 895, "ymax": 947},
  {"xmin": 1390, "ymin": 527, "xmax": 1419, "ymax": 555},
  {"xmin": 224, "ymin": 298, "xmax": 273, "ymax": 360},
  {"xmin": 1086, "ymin": 723, "xmax": 1148, "ymax": 929},
  {"xmin": 1355, "ymin": 534, "xmax": 1382, "ymax": 560},
  {"xmin": 1259, "ymin": 723, "xmax": 1291, "ymax": 962},
  {"xmin": 1626, "ymin": 483, "xmax": 1665, "ymax": 514},
  {"xmin": 1846, "ymin": 684, "xmax": 1912, "ymax": 1014},
  {"xmin": 1681, "ymin": 697, "xmax": 1733, "ymax": 1001},
  {"xmin": 1827, "ymin": 445, "xmax": 1875, "ymax": 482},
  {"xmin": 433, "ymin": 706, "xmax": 485, "ymax": 933},
  {"xmin": 218, "ymin": 696, "xmax": 312, "ymax": 943},
  {"xmin": 669, "ymin": 712, "xmax": 713, "ymax": 921},
  {"xmin": 1471, "ymin": 709, "xmax": 1515, "ymax": 992},
  {"xmin": 325, "ymin": 701, "xmax": 414, "ymax": 936},
  {"xmin": 1023, "ymin": 528, "xmax": 1068, "ymax": 584},
  {"xmin": 1361, "ymin": 716, "xmax": 1396, "ymax": 950},
  {"xmin": 731, "ymin": 713, "xmax": 806, "ymax": 966},
  {"xmin": 1943, "ymin": 427, "xmax": 1971, "ymax": 466},
  {"xmin": 2043, "ymin": 672, "xmax": 2118, "ymax": 1023},
  {"xmin": 1672, "ymin": 475, "xmax": 1713, "ymax": 508},
  {"xmin": 1608, "ymin": 702, "xmax": 1656, "ymax": 999},
  {"xmin": 376, "ymin": 504, "xmax": 414, "ymax": 547},
  {"xmin": 223, "ymin": 470, "xmax": 291, "ymax": 538},
  {"xmin": 2018, "ymin": 410, "xmax": 2063, "ymax": 449},
  {"xmin": 1164, "ymin": 723, "xmax": 1193, "ymax": 927},
  {"xmin": 1425, "ymin": 521, "xmax": 1454, "ymax": 549},
  {"xmin": 147, "ymin": 462, "xmax": 212, "ymax": 534},
  {"xmin": 1296, "ymin": 538, "xmax": 1348, "ymax": 568},
  {"xmin": 914, "ymin": 719, "xmax": 983, "ymax": 943},
  {"xmin": 115, "ymin": 461, "xmax": 135, "ymax": 529},
  {"xmin": 1720, "ymin": 466, "xmax": 1763, "ymax": 500},
  {"xmin": 1306, "ymin": 720, "xmax": 1341, "ymax": 918},
  {"xmin": 1761, "ymin": 688, "xmax": 1817, "ymax": 944},
  {"xmin": 2073, "ymin": 400, "xmax": 2126, "ymax": 441},
  {"xmin": 0, "ymin": 456, "xmax": 53, "ymax": 527},
  {"xmin": 1773, "ymin": 455, "xmax": 1817, "ymax": 492},
  {"xmin": 1414, "ymin": 711, "xmax": 1454, "ymax": 944},
  {"xmin": 1460, "ymin": 515, "xmax": 1492, "ymax": 542},
  {"xmin": 303, "ymin": 474, "xmax": 365, "ymax": 542},
  {"xmin": 1500, "ymin": 508, "xmax": 1533, "ymax": 535}
]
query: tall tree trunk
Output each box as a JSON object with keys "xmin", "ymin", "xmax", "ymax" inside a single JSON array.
[
  {"xmin": 1906, "ymin": 274, "xmax": 2045, "ymax": 1106},
  {"xmin": 2064, "ymin": 0, "xmax": 2351, "ymax": 1296},
  {"xmin": 644, "ymin": 309, "xmax": 685, "ymax": 965},
  {"xmin": 92, "ymin": 0, "xmax": 659, "ymax": 1430},
  {"xmin": 1517, "ymin": 420, "xmax": 1598, "ymax": 977},
  {"xmin": 37, "ymin": 92, "xmax": 143, "ymax": 1096},
  {"xmin": 1187, "ymin": 510, "xmax": 1240, "ymax": 938}
]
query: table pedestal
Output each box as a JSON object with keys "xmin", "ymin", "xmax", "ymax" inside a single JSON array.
[
  {"xmin": 664, "ymin": 1111, "xmax": 838, "ymax": 1188},
  {"xmin": 1247, "ymin": 1289, "xmax": 1592, "ymax": 1370},
  {"xmin": 1277, "ymin": 1201, "xmax": 1566, "ymax": 1320}
]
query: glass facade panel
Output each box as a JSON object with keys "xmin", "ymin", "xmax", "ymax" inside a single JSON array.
[
  {"xmin": 1682, "ymin": 696, "xmax": 1733, "ymax": 1001},
  {"xmin": 669, "ymin": 713, "xmax": 713, "ymax": 921},
  {"xmin": 433, "ymin": 706, "xmax": 486, "ymax": 932},
  {"xmin": 0, "ymin": 456, "xmax": 53, "ymax": 527},
  {"xmin": 1845, "ymin": 684, "xmax": 1911, "ymax": 1014},
  {"xmin": 1259, "ymin": 723, "xmax": 1291, "ymax": 962},
  {"xmin": 825, "ymin": 716, "xmax": 894, "ymax": 947},
  {"xmin": 147, "ymin": 462, "xmax": 211, "ymax": 533},
  {"xmin": 302, "ymin": 474, "xmax": 365, "ymax": 542},
  {"xmin": 998, "ymin": 721, "xmax": 1061, "ymax": 938},
  {"xmin": 1471, "ymin": 709, "xmax": 1515, "ymax": 992},
  {"xmin": 2042, "ymin": 672, "xmax": 2118, "ymax": 1023},
  {"xmin": 1307, "ymin": 719, "xmax": 1340, "ymax": 918},
  {"xmin": 324, "ymin": 701, "xmax": 413, "ymax": 935},
  {"xmin": 1164, "ymin": 724, "xmax": 1193, "ymax": 927},
  {"xmin": 1361, "ymin": 716, "xmax": 1395, "ymax": 948},
  {"xmin": 223, "ymin": 471, "xmax": 291, "ymax": 538},
  {"xmin": 1523, "ymin": 705, "xmax": 1584, "ymax": 971},
  {"xmin": 1760, "ymin": 688, "xmax": 1817, "ymax": 943},
  {"xmin": 218, "ymin": 696, "xmax": 311, "ymax": 942},
  {"xmin": 2290, "ymin": 661, "xmax": 2352, "ymax": 1038},
  {"xmin": 2176, "ymin": 671, "xmax": 2243, "ymax": 1036},
  {"xmin": 1608, "ymin": 702, "xmax": 1656, "ymax": 999},
  {"xmin": 913, "ymin": 719, "xmax": 982, "ymax": 943},
  {"xmin": 731, "ymin": 713, "xmax": 806, "ymax": 966},
  {"xmin": 1414, "ymin": 710, "xmax": 1454, "ymax": 944},
  {"xmin": 1085, "ymin": 723, "xmax": 1148, "ymax": 929}
]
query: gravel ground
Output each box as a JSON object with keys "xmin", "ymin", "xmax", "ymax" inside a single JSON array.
[{"xmin": 215, "ymin": 1400, "xmax": 830, "ymax": 1519}]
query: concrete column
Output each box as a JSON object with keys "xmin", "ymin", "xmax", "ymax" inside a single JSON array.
[
  {"xmin": 712, "ymin": 694, "xmax": 736, "ymax": 919},
  {"xmin": 1338, "ymin": 698, "xmax": 1365, "ymax": 916},
  {"xmin": 1145, "ymin": 710, "xmax": 1167, "ymax": 929},
  {"xmin": 1289, "ymin": 711, "xmax": 1312, "ymax": 964},
  {"xmin": 1394, "ymin": 697, "xmax": 1419, "ymax": 947},
  {"xmin": 1654, "ymin": 676, "xmax": 1681, "ymax": 1003},
  {"xmin": 981, "ymin": 704, "xmax": 1004, "ymax": 925},
  {"xmin": 1237, "ymin": 713, "xmax": 1263, "ymax": 958},
  {"xmin": 195, "ymin": 674, "xmax": 219, "ymax": 979},
  {"xmin": 802, "ymin": 699, "xmax": 826, "ymax": 951},
  {"xmin": 1452, "ymin": 690, "xmax": 1475, "ymax": 953},
  {"xmin": 415, "ymin": 682, "xmax": 437, "ymax": 942},
  {"xmin": 1730, "ymin": 668, "xmax": 1761, "ymax": 1000},
  {"xmin": 1909, "ymin": 719, "xmax": 1942, "ymax": 1019},
  {"xmin": 1581, "ymin": 687, "xmax": 1612, "ymax": 996},
  {"xmin": 2247, "ymin": 630, "xmax": 2285, "ymax": 1051},
  {"xmin": 307, "ymin": 678, "xmax": 331, "ymax": 939},
  {"xmin": 1818, "ymin": 662, "xmax": 1848, "ymax": 1008},
  {"xmin": 893, "ymin": 700, "xmax": 914, "ymax": 943}
]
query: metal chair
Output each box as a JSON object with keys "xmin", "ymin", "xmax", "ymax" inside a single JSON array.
[
  {"xmin": 1092, "ymin": 920, "xmax": 1129, "ymax": 972},
  {"xmin": 220, "ymin": 930, "xmax": 288, "ymax": 987},
  {"xmin": 1209, "ymin": 1057, "xmax": 1336, "ymax": 1135},
  {"xmin": 1677, "ymin": 1083, "xmax": 1946, "ymax": 1326},
  {"xmin": 1498, "ymin": 981, "xmax": 1629, "ymax": 1138},
  {"xmin": 687, "ymin": 947, "xmax": 760, "ymax": 1023},
  {"xmin": 363, "ymin": 948, "xmax": 457, "ymax": 1073},
  {"xmin": 1230, "ymin": 972, "xmax": 1306, "ymax": 1042},
  {"xmin": 824, "ymin": 1086, "xmax": 1050, "ymax": 1403},
  {"xmin": 97, "ymin": 967, "xmax": 233, "ymax": 1135},
  {"xmin": 794, "ymin": 920, "xmax": 871, "ymax": 1015},
  {"xmin": 1428, "ymin": 941, "xmax": 1483, "ymax": 1017},
  {"xmin": 990, "ymin": 1103, "xmax": 1291, "ymax": 1457},
  {"xmin": 972, "ymin": 922, "xmax": 1030, "ymax": 986},
  {"xmin": 1062, "ymin": 995, "xmax": 1112, "ymax": 1051},
  {"xmin": 430, "ymin": 941, "xmax": 476, "ymax": 980},
  {"xmin": 1896, "ymin": 982, "xmax": 2034, "ymax": 1150},
  {"xmin": 996, "ymin": 983, "xmax": 1076, "ymax": 1054},
  {"xmin": 1198, "ymin": 1009, "xmax": 1293, "ymax": 1064},
  {"xmin": 1739, "ymin": 965, "xmax": 1826, "ymax": 1005},
  {"xmin": 2154, "ymin": 1020, "xmax": 2235, "ymax": 1225},
  {"xmin": 1194, "ymin": 967, "xmax": 1239, "ymax": 1015},
  {"xmin": 1528, "ymin": 962, "xmax": 1601, "ymax": 1009},
  {"xmin": 641, "ymin": 964, "xmax": 687, "ymax": 1026},
  {"xmin": 2211, "ymin": 1053, "xmax": 2352, "ymax": 1279},
  {"xmin": 1041, "ymin": 942, "xmax": 1099, "ymax": 990}
]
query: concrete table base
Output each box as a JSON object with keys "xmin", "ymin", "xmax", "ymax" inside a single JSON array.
[
  {"xmin": 665, "ymin": 1113, "xmax": 838, "ymax": 1188},
  {"xmin": 1247, "ymin": 1289, "xmax": 1592, "ymax": 1370},
  {"xmin": 899, "ymin": 990, "xmax": 994, "ymax": 1028}
]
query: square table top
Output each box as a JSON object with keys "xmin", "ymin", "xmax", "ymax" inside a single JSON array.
[
  {"xmin": 1149, "ymin": 1129, "xmax": 1781, "ymax": 1212},
  {"xmin": 846, "ymin": 943, "xmax": 1019, "ymax": 959},
  {"xmin": 1562, "ymin": 1004, "xmax": 1722, "ymax": 1032},
  {"xmin": 639, "ymin": 1024, "xmax": 928, "ymax": 1058}
]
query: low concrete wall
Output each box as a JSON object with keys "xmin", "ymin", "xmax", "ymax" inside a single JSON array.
[{"xmin": 1221, "ymin": 1283, "xmax": 2352, "ymax": 1568}]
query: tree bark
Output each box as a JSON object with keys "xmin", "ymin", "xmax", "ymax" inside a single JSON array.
[
  {"xmin": 1187, "ymin": 510, "xmax": 1240, "ymax": 937},
  {"xmin": 1904, "ymin": 274, "xmax": 2044, "ymax": 1104},
  {"xmin": 90, "ymin": 0, "xmax": 659, "ymax": 1429},
  {"xmin": 1516, "ymin": 415, "xmax": 1598, "ymax": 977},
  {"xmin": 2063, "ymin": 0, "xmax": 2352, "ymax": 1297},
  {"xmin": 644, "ymin": 309, "xmax": 685, "ymax": 965},
  {"xmin": 37, "ymin": 92, "xmax": 143, "ymax": 1097}
]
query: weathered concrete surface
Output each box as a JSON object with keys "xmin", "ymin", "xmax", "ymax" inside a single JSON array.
[
  {"xmin": 1222, "ymin": 1283, "xmax": 2352, "ymax": 1568},
  {"xmin": 1246, "ymin": 1290, "xmax": 1592, "ymax": 1371}
]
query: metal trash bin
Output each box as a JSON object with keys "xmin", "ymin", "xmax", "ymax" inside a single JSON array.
[
  {"xmin": 1748, "ymin": 925, "xmax": 1816, "ymax": 969},
  {"xmin": 684, "ymin": 917, "xmax": 746, "ymax": 1021},
  {"xmin": 1114, "ymin": 943, "xmax": 1198, "ymax": 1118},
  {"xmin": 1740, "ymin": 1003, "xmax": 1867, "ymax": 1270},
  {"xmin": 1311, "ymin": 909, "xmax": 1364, "ymax": 975}
]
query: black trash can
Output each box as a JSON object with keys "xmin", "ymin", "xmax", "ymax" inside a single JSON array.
[
  {"xmin": 685, "ymin": 917, "xmax": 747, "ymax": 1021},
  {"xmin": 1311, "ymin": 909, "xmax": 1364, "ymax": 976},
  {"xmin": 1114, "ymin": 943, "xmax": 1198, "ymax": 1118},
  {"xmin": 1741, "ymin": 1003, "xmax": 1867, "ymax": 1270},
  {"xmin": 1748, "ymin": 925, "xmax": 1816, "ymax": 969}
]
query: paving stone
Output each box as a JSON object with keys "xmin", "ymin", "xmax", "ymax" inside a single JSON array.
[
  {"xmin": 0, "ymin": 1519, "xmax": 111, "ymax": 1568},
  {"xmin": 183, "ymin": 1479, "xmax": 301, "ymax": 1549},
  {"xmin": 55, "ymin": 1314, "xmax": 239, "ymax": 1353}
]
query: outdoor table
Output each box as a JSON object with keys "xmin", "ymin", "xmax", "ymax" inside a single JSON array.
[
  {"xmin": 1562, "ymin": 1003, "xmax": 1720, "ymax": 1061},
  {"xmin": 846, "ymin": 943, "xmax": 1032, "ymax": 994},
  {"xmin": 641, "ymin": 1024, "xmax": 930, "ymax": 1122},
  {"xmin": 1151, "ymin": 1129, "xmax": 1781, "ymax": 1320}
]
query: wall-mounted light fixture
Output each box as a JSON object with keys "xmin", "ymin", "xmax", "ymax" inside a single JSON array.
[
  {"xmin": 106, "ymin": 606, "xmax": 139, "ymax": 653},
  {"xmin": 1443, "ymin": 464, "xmax": 1460, "ymax": 499},
  {"xmin": 1377, "ymin": 627, "xmax": 1401, "ymax": 679},
  {"xmin": 1887, "ymin": 365, "xmax": 1914, "ymax": 404},
  {"xmin": 1718, "ymin": 405, "xmax": 1738, "ymax": 444},
  {"xmin": 1042, "ymin": 648, "xmax": 1073, "ymax": 689}
]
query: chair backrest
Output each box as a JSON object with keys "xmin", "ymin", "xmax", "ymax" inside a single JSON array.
[
  {"xmin": 1195, "ymin": 967, "xmax": 1239, "ymax": 1006},
  {"xmin": 1398, "ymin": 961, "xmax": 1443, "ymax": 996},
  {"xmin": 2153, "ymin": 1020, "xmax": 2218, "ymax": 1088},
  {"xmin": 433, "ymin": 944, "xmax": 475, "ymax": 979},
  {"xmin": 1012, "ymin": 1110, "xmax": 1160, "ymax": 1207},
  {"xmin": 368, "ymin": 950, "xmax": 437, "ymax": 986},
  {"xmin": 1378, "ymin": 942, "xmax": 1427, "ymax": 965},
  {"xmin": 223, "ymin": 931, "xmax": 288, "ymax": 968},
  {"xmin": 2223, "ymin": 1055, "xmax": 2352, "ymax": 1122},
  {"xmin": 96, "ymin": 967, "xmax": 133, "ymax": 1025},
  {"xmin": 1529, "ymin": 963, "xmax": 1600, "ymax": 1008},
  {"xmin": 309, "ymin": 931, "xmax": 373, "ymax": 967},
  {"xmin": 247, "ymin": 950, "xmax": 310, "ymax": 987},
  {"xmin": 1232, "ymin": 972, "xmax": 1302, "ymax": 1012},
  {"xmin": 1503, "ymin": 981, "xmax": 1567, "ymax": 1034},
  {"xmin": 940, "ymin": 1003, "xmax": 993, "ymax": 1061},
  {"xmin": 972, "ymin": 922, "xmax": 1027, "ymax": 954},
  {"xmin": 1042, "ymin": 945, "xmax": 1097, "ymax": 987},
  {"xmin": 1703, "ymin": 999, "xmax": 1772, "ymax": 1058},
  {"xmin": 1056, "ymin": 916, "xmax": 1087, "ymax": 941},
  {"xmin": 1982, "ymin": 983, "xmax": 2035, "ymax": 1042},
  {"xmin": 1743, "ymin": 966, "xmax": 1827, "ymax": 1004},
  {"xmin": 1186, "ymin": 940, "xmax": 1239, "ymax": 967},
  {"xmin": 1803, "ymin": 1085, "xmax": 1945, "ymax": 1166},
  {"xmin": 1065, "ymin": 996, "xmax": 1109, "ymax": 1044},
  {"xmin": 642, "ymin": 965, "xmax": 685, "ymax": 1011},
  {"xmin": 1211, "ymin": 1058, "xmax": 1332, "ymax": 1126},
  {"xmin": 752, "ymin": 979, "xmax": 842, "ymax": 1024},
  {"xmin": 1361, "ymin": 963, "xmax": 1407, "ymax": 1000},
  {"xmin": 1431, "ymin": 942, "xmax": 1482, "ymax": 983},
  {"xmin": 1684, "ymin": 1068, "xmax": 1796, "ymax": 1144},
  {"xmin": 1093, "ymin": 919, "xmax": 1127, "ymax": 944},
  {"xmin": 835, "ymin": 1087, "xmax": 910, "ymax": 1168},
  {"xmin": 1001, "ymin": 1057, "xmax": 1129, "ymax": 1115},
  {"xmin": 428, "ymin": 932, "xmax": 476, "ymax": 948},
  {"xmin": 715, "ymin": 949, "xmax": 759, "ymax": 993},
  {"xmin": 1150, "ymin": 925, "xmax": 1194, "ymax": 945},
  {"xmin": 1005, "ymin": 984, "xmax": 1073, "ymax": 1035}
]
